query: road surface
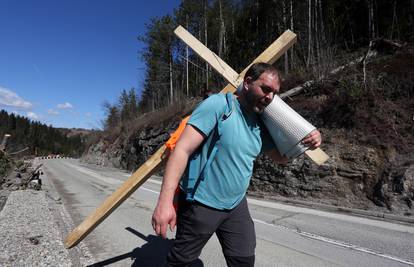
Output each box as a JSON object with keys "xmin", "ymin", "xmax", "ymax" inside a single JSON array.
[{"xmin": 40, "ymin": 158, "xmax": 414, "ymax": 267}]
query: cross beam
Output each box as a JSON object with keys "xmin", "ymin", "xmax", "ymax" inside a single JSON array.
[{"xmin": 64, "ymin": 26, "xmax": 298, "ymax": 249}]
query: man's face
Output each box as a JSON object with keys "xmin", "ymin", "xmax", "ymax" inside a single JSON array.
[{"xmin": 244, "ymin": 71, "xmax": 280, "ymax": 113}]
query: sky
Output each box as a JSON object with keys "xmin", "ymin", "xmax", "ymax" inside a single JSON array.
[{"xmin": 0, "ymin": 0, "xmax": 181, "ymax": 129}]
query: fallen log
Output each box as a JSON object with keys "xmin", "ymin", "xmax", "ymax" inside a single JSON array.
[{"xmin": 280, "ymin": 38, "xmax": 404, "ymax": 99}]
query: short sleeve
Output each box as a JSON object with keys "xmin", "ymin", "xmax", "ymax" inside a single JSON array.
[{"xmin": 187, "ymin": 94, "xmax": 226, "ymax": 137}]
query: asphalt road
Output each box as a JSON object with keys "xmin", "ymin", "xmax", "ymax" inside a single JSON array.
[{"xmin": 41, "ymin": 158, "xmax": 414, "ymax": 267}]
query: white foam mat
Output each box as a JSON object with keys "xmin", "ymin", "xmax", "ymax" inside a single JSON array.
[{"xmin": 261, "ymin": 95, "xmax": 316, "ymax": 158}]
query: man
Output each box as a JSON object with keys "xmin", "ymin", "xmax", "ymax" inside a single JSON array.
[{"xmin": 152, "ymin": 63, "xmax": 321, "ymax": 266}]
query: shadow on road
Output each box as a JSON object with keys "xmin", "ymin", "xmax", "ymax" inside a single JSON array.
[{"xmin": 87, "ymin": 227, "xmax": 204, "ymax": 267}]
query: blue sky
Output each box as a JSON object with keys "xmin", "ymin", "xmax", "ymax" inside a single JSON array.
[{"xmin": 0, "ymin": 0, "xmax": 180, "ymax": 129}]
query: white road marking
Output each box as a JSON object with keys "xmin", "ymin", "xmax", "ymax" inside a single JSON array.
[
  {"xmin": 147, "ymin": 178, "xmax": 162, "ymax": 185},
  {"xmin": 248, "ymin": 198, "xmax": 414, "ymax": 234},
  {"xmin": 129, "ymin": 184, "xmax": 414, "ymax": 266},
  {"xmin": 123, "ymin": 174, "xmax": 163, "ymax": 185},
  {"xmin": 139, "ymin": 187, "xmax": 160, "ymax": 195},
  {"xmin": 253, "ymin": 218, "xmax": 414, "ymax": 266},
  {"xmin": 62, "ymin": 162, "xmax": 122, "ymax": 185}
]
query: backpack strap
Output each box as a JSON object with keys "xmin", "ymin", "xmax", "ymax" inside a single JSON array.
[{"xmin": 186, "ymin": 92, "xmax": 235, "ymax": 201}]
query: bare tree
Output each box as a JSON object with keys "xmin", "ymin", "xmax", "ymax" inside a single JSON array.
[
  {"xmin": 204, "ymin": 0, "xmax": 209, "ymax": 91},
  {"xmin": 290, "ymin": 0, "xmax": 294, "ymax": 68},
  {"xmin": 186, "ymin": 15, "xmax": 189, "ymax": 96},
  {"xmin": 368, "ymin": 0, "xmax": 376, "ymax": 40},
  {"xmin": 389, "ymin": 0, "xmax": 399, "ymax": 40},
  {"xmin": 307, "ymin": 0, "xmax": 313, "ymax": 67},
  {"xmin": 314, "ymin": 0, "xmax": 320, "ymax": 66},
  {"xmin": 218, "ymin": 0, "xmax": 227, "ymax": 58},
  {"xmin": 169, "ymin": 50, "xmax": 174, "ymax": 104},
  {"xmin": 283, "ymin": 0, "xmax": 289, "ymax": 74}
]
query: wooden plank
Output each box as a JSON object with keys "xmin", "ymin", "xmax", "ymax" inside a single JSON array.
[
  {"xmin": 174, "ymin": 26, "xmax": 240, "ymax": 87},
  {"xmin": 237, "ymin": 29, "xmax": 297, "ymax": 79},
  {"xmin": 175, "ymin": 26, "xmax": 298, "ymax": 92},
  {"xmin": 64, "ymin": 145, "xmax": 167, "ymax": 248},
  {"xmin": 64, "ymin": 25, "xmax": 298, "ymax": 249},
  {"xmin": 304, "ymin": 148, "xmax": 330, "ymax": 165},
  {"xmin": 175, "ymin": 27, "xmax": 328, "ymax": 165}
]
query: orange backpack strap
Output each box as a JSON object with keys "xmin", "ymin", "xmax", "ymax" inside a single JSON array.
[{"xmin": 165, "ymin": 116, "xmax": 190, "ymax": 151}]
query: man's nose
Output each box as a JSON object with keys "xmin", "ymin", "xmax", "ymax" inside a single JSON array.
[{"xmin": 264, "ymin": 92, "xmax": 273, "ymax": 102}]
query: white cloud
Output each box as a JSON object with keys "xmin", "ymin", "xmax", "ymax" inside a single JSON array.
[
  {"xmin": 57, "ymin": 102, "xmax": 73, "ymax": 109},
  {"xmin": 27, "ymin": 111, "xmax": 39, "ymax": 120},
  {"xmin": 48, "ymin": 109, "xmax": 59, "ymax": 115},
  {"xmin": 85, "ymin": 112, "xmax": 92, "ymax": 117},
  {"xmin": 0, "ymin": 86, "xmax": 33, "ymax": 110}
]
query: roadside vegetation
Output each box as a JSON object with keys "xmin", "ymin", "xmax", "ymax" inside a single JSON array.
[{"xmin": 0, "ymin": 110, "xmax": 85, "ymax": 157}]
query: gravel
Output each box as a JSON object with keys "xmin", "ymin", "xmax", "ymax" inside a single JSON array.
[{"xmin": 0, "ymin": 189, "xmax": 94, "ymax": 266}]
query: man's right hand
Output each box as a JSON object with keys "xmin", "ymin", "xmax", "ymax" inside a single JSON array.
[{"xmin": 152, "ymin": 201, "xmax": 176, "ymax": 238}]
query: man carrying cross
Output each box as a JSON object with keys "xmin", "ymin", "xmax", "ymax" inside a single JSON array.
[{"xmin": 152, "ymin": 62, "xmax": 322, "ymax": 266}]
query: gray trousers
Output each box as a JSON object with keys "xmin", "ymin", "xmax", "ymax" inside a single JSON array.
[{"xmin": 166, "ymin": 194, "xmax": 256, "ymax": 267}]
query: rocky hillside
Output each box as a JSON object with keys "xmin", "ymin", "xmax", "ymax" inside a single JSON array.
[{"xmin": 82, "ymin": 42, "xmax": 414, "ymax": 217}]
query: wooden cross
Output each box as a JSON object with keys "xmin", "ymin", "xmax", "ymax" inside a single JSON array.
[
  {"xmin": 173, "ymin": 26, "xmax": 329, "ymax": 164},
  {"xmin": 64, "ymin": 26, "xmax": 321, "ymax": 249}
]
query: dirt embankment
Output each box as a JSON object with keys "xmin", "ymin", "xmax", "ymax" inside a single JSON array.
[{"xmin": 82, "ymin": 42, "xmax": 414, "ymax": 217}]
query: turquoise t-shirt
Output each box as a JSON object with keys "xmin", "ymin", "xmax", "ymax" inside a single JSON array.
[{"xmin": 180, "ymin": 93, "xmax": 274, "ymax": 210}]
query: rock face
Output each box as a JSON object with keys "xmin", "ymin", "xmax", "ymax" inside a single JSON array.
[
  {"xmin": 82, "ymin": 113, "xmax": 414, "ymax": 216},
  {"xmin": 119, "ymin": 120, "xmax": 178, "ymax": 171},
  {"xmin": 82, "ymin": 139, "xmax": 123, "ymax": 168},
  {"xmin": 251, "ymin": 129, "xmax": 414, "ymax": 216}
]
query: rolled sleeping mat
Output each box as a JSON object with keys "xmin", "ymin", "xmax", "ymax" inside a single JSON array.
[{"xmin": 261, "ymin": 95, "xmax": 316, "ymax": 158}]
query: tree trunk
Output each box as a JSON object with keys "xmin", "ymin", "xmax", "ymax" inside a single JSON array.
[
  {"xmin": 186, "ymin": 15, "xmax": 189, "ymax": 96},
  {"xmin": 204, "ymin": 1, "xmax": 209, "ymax": 91},
  {"xmin": 256, "ymin": 0, "xmax": 259, "ymax": 36},
  {"xmin": 169, "ymin": 50, "xmax": 174, "ymax": 104},
  {"xmin": 283, "ymin": 0, "xmax": 289, "ymax": 74},
  {"xmin": 307, "ymin": 0, "xmax": 313, "ymax": 67},
  {"xmin": 368, "ymin": 0, "xmax": 375, "ymax": 40},
  {"xmin": 218, "ymin": 0, "xmax": 226, "ymax": 58},
  {"xmin": 318, "ymin": 0, "xmax": 325, "ymax": 43},
  {"xmin": 389, "ymin": 0, "xmax": 398, "ymax": 40},
  {"xmin": 314, "ymin": 0, "xmax": 320, "ymax": 67},
  {"xmin": 290, "ymin": 0, "xmax": 294, "ymax": 68}
]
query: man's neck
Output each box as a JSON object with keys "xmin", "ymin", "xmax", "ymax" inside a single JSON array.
[{"xmin": 237, "ymin": 94, "xmax": 256, "ymax": 116}]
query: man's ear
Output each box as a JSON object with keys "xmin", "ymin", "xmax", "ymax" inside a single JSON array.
[{"xmin": 244, "ymin": 77, "xmax": 252, "ymax": 91}]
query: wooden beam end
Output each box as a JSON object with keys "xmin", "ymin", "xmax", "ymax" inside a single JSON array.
[{"xmin": 304, "ymin": 148, "xmax": 329, "ymax": 165}]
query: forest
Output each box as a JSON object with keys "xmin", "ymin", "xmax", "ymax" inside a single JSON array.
[
  {"xmin": 102, "ymin": 0, "xmax": 413, "ymax": 131},
  {"xmin": 0, "ymin": 109, "xmax": 84, "ymax": 157}
]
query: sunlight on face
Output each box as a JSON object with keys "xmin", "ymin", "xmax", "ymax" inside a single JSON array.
[{"xmin": 245, "ymin": 71, "xmax": 280, "ymax": 113}]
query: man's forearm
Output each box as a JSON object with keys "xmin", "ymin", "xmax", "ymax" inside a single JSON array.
[{"xmin": 157, "ymin": 148, "xmax": 189, "ymax": 204}]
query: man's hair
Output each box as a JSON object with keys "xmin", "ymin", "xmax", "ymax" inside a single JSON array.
[{"xmin": 244, "ymin": 62, "xmax": 280, "ymax": 82}]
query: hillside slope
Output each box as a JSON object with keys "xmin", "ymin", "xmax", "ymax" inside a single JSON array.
[{"xmin": 83, "ymin": 42, "xmax": 414, "ymax": 217}]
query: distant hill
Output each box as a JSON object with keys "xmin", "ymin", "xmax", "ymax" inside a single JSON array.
[
  {"xmin": 57, "ymin": 127, "xmax": 95, "ymax": 138},
  {"xmin": 0, "ymin": 110, "xmax": 88, "ymax": 157}
]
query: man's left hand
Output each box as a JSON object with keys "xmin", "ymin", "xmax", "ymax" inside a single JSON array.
[{"xmin": 301, "ymin": 130, "xmax": 322, "ymax": 149}]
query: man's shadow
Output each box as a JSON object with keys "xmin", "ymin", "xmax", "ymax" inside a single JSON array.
[{"xmin": 87, "ymin": 227, "xmax": 203, "ymax": 267}]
